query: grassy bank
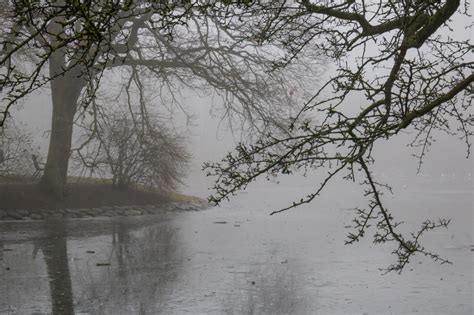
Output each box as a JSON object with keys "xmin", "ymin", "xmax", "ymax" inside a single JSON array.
[{"xmin": 0, "ymin": 175, "xmax": 205, "ymax": 211}]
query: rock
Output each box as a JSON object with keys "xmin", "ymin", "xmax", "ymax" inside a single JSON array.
[
  {"xmin": 86, "ymin": 208, "xmax": 102, "ymax": 216},
  {"xmin": 30, "ymin": 213, "xmax": 44, "ymax": 220},
  {"xmin": 50, "ymin": 213, "xmax": 64, "ymax": 219},
  {"xmin": 114, "ymin": 208, "xmax": 126, "ymax": 215},
  {"xmin": 167, "ymin": 202, "xmax": 180, "ymax": 208},
  {"xmin": 28, "ymin": 211, "xmax": 37, "ymax": 217},
  {"xmin": 116, "ymin": 205, "xmax": 131, "ymax": 211},
  {"xmin": 17, "ymin": 209, "xmax": 30, "ymax": 216},
  {"xmin": 0, "ymin": 201, "xmax": 213, "ymax": 221},
  {"xmin": 170, "ymin": 203, "xmax": 186, "ymax": 211},
  {"xmin": 7, "ymin": 211, "xmax": 23, "ymax": 220},
  {"xmin": 161, "ymin": 204, "xmax": 176, "ymax": 211},
  {"xmin": 145, "ymin": 208, "xmax": 157, "ymax": 214},
  {"xmin": 126, "ymin": 209, "xmax": 142, "ymax": 216},
  {"xmin": 134, "ymin": 207, "xmax": 145, "ymax": 214},
  {"xmin": 180, "ymin": 203, "xmax": 194, "ymax": 210},
  {"xmin": 141, "ymin": 205, "xmax": 156, "ymax": 214},
  {"xmin": 187, "ymin": 204, "xmax": 199, "ymax": 210},
  {"xmin": 75, "ymin": 208, "xmax": 89, "ymax": 215}
]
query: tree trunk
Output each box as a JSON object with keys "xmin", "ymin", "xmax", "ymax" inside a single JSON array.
[
  {"xmin": 39, "ymin": 3, "xmax": 87, "ymax": 198},
  {"xmin": 40, "ymin": 71, "xmax": 83, "ymax": 198}
]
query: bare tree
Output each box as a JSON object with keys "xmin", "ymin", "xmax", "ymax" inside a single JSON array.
[
  {"xmin": 0, "ymin": 119, "xmax": 39, "ymax": 179},
  {"xmin": 74, "ymin": 106, "xmax": 188, "ymax": 191},
  {"xmin": 205, "ymin": 1, "xmax": 473, "ymax": 272},
  {"xmin": 0, "ymin": 1, "xmax": 311, "ymax": 197}
]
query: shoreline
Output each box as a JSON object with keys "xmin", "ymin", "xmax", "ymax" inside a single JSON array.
[{"xmin": 0, "ymin": 200, "xmax": 211, "ymax": 221}]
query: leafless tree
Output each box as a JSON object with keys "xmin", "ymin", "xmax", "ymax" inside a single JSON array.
[
  {"xmin": 74, "ymin": 106, "xmax": 188, "ymax": 191},
  {"xmin": 0, "ymin": 119, "xmax": 39, "ymax": 179},
  {"xmin": 0, "ymin": 1, "xmax": 312, "ymax": 197},
  {"xmin": 205, "ymin": 0, "xmax": 473, "ymax": 272}
]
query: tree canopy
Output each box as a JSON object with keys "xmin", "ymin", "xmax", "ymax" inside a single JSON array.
[
  {"xmin": 0, "ymin": 0, "xmax": 311, "ymax": 196},
  {"xmin": 204, "ymin": 0, "xmax": 473, "ymax": 272}
]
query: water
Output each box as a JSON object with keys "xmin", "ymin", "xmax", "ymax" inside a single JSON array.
[{"xmin": 0, "ymin": 183, "xmax": 472, "ymax": 314}]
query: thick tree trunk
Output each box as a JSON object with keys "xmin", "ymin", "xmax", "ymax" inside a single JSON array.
[
  {"xmin": 39, "ymin": 3, "xmax": 86, "ymax": 198},
  {"xmin": 40, "ymin": 72, "xmax": 83, "ymax": 198}
]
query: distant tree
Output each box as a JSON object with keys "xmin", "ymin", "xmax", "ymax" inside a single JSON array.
[
  {"xmin": 0, "ymin": 119, "xmax": 39, "ymax": 178},
  {"xmin": 74, "ymin": 107, "xmax": 188, "ymax": 191},
  {"xmin": 0, "ymin": 1, "xmax": 310, "ymax": 197},
  {"xmin": 205, "ymin": 1, "xmax": 473, "ymax": 272}
]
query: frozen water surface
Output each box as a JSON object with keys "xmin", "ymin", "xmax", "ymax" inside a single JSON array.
[{"xmin": 0, "ymin": 182, "xmax": 472, "ymax": 314}]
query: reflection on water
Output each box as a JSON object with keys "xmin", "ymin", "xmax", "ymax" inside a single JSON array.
[
  {"xmin": 75, "ymin": 220, "xmax": 183, "ymax": 314},
  {"xmin": 0, "ymin": 187, "xmax": 472, "ymax": 314},
  {"xmin": 0, "ymin": 213, "xmax": 316, "ymax": 314},
  {"xmin": 41, "ymin": 221, "xmax": 74, "ymax": 315},
  {"xmin": 221, "ymin": 260, "xmax": 310, "ymax": 314},
  {"xmin": 0, "ymin": 215, "xmax": 184, "ymax": 314}
]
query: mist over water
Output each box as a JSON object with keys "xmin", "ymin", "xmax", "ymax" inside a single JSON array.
[
  {"xmin": 1, "ymin": 181, "xmax": 472, "ymax": 314},
  {"xmin": 2, "ymin": 86, "xmax": 471, "ymax": 314},
  {"xmin": 2, "ymin": 8, "xmax": 473, "ymax": 313}
]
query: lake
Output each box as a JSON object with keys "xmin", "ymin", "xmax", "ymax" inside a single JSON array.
[{"xmin": 0, "ymin": 181, "xmax": 472, "ymax": 314}]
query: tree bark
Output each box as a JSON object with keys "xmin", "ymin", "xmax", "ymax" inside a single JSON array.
[
  {"xmin": 40, "ymin": 70, "xmax": 83, "ymax": 198},
  {"xmin": 39, "ymin": 4, "xmax": 87, "ymax": 199}
]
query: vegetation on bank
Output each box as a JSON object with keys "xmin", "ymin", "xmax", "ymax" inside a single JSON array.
[{"xmin": 0, "ymin": 175, "xmax": 204, "ymax": 211}]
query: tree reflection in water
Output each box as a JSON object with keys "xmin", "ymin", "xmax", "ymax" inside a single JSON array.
[
  {"xmin": 74, "ymin": 220, "xmax": 183, "ymax": 314},
  {"xmin": 0, "ymin": 216, "xmax": 182, "ymax": 314},
  {"xmin": 221, "ymin": 251, "xmax": 311, "ymax": 314},
  {"xmin": 40, "ymin": 220, "xmax": 75, "ymax": 315}
]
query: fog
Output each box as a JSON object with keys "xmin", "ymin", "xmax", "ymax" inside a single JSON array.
[
  {"xmin": 11, "ymin": 85, "xmax": 473, "ymax": 199},
  {"xmin": 1, "ymin": 3, "xmax": 473, "ymax": 314}
]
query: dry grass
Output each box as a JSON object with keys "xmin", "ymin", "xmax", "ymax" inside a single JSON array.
[{"xmin": 0, "ymin": 175, "xmax": 204, "ymax": 210}]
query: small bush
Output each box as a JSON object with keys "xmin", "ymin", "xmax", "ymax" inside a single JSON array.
[{"xmin": 0, "ymin": 119, "xmax": 40, "ymax": 179}]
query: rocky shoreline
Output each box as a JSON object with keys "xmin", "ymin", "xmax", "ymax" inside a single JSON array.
[{"xmin": 0, "ymin": 200, "xmax": 211, "ymax": 221}]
